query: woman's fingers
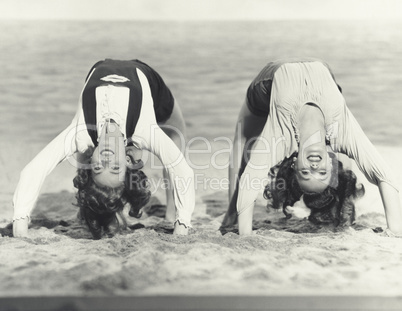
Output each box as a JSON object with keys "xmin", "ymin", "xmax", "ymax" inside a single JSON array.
[
  {"xmin": 173, "ymin": 221, "xmax": 189, "ymax": 235},
  {"xmin": 12, "ymin": 218, "xmax": 29, "ymax": 237},
  {"xmin": 285, "ymin": 200, "xmax": 311, "ymax": 219}
]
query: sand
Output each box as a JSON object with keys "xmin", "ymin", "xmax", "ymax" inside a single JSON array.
[{"xmin": 1, "ymin": 142, "xmax": 402, "ymax": 310}]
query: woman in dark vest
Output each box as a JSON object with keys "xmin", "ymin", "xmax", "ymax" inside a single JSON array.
[
  {"xmin": 13, "ymin": 59, "xmax": 195, "ymax": 239},
  {"xmin": 221, "ymin": 58, "xmax": 402, "ymax": 236}
]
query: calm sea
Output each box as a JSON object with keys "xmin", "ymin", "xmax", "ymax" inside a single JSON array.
[{"xmin": 1, "ymin": 20, "xmax": 401, "ymax": 146}]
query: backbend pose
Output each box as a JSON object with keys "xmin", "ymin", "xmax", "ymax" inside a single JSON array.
[
  {"xmin": 13, "ymin": 59, "xmax": 195, "ymax": 239},
  {"xmin": 222, "ymin": 58, "xmax": 402, "ymax": 235}
]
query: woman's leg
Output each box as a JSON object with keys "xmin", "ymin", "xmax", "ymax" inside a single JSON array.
[
  {"xmin": 222, "ymin": 98, "xmax": 266, "ymax": 228},
  {"xmin": 158, "ymin": 99, "xmax": 187, "ymax": 222}
]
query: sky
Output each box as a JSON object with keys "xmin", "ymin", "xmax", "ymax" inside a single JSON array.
[{"xmin": 0, "ymin": 0, "xmax": 402, "ymax": 21}]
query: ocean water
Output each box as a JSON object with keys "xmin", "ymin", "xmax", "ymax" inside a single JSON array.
[{"xmin": 1, "ymin": 20, "xmax": 402, "ymax": 146}]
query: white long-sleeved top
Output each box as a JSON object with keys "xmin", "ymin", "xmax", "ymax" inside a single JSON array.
[
  {"xmin": 13, "ymin": 67, "xmax": 195, "ymax": 227},
  {"xmin": 237, "ymin": 60, "xmax": 398, "ymax": 215}
]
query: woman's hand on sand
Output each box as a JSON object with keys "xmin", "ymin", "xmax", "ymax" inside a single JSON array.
[
  {"xmin": 173, "ymin": 221, "xmax": 188, "ymax": 235},
  {"xmin": 13, "ymin": 218, "xmax": 29, "ymax": 237},
  {"xmin": 385, "ymin": 228, "xmax": 402, "ymax": 238},
  {"xmin": 285, "ymin": 198, "xmax": 311, "ymax": 219}
]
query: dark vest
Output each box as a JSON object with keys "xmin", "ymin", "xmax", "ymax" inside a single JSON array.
[
  {"xmin": 82, "ymin": 59, "xmax": 144, "ymax": 146},
  {"xmin": 83, "ymin": 59, "xmax": 174, "ymax": 146}
]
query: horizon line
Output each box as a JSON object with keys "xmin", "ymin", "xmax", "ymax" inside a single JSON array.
[{"xmin": 1, "ymin": 17, "xmax": 400, "ymax": 22}]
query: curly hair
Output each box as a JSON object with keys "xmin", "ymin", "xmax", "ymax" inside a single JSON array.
[
  {"xmin": 263, "ymin": 151, "xmax": 365, "ymax": 227},
  {"xmin": 73, "ymin": 149, "xmax": 151, "ymax": 239}
]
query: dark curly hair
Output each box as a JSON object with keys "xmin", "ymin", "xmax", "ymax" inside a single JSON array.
[
  {"xmin": 264, "ymin": 151, "xmax": 365, "ymax": 227},
  {"xmin": 73, "ymin": 148, "xmax": 151, "ymax": 239}
]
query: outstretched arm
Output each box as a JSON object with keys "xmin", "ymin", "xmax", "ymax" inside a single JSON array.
[
  {"xmin": 222, "ymin": 99, "xmax": 267, "ymax": 229},
  {"xmin": 237, "ymin": 138, "xmax": 271, "ymax": 235},
  {"xmin": 133, "ymin": 68, "xmax": 195, "ymax": 235},
  {"xmin": 379, "ymin": 182, "xmax": 402, "ymax": 235},
  {"xmin": 237, "ymin": 116, "xmax": 285, "ymax": 235},
  {"xmin": 13, "ymin": 121, "xmax": 78, "ymax": 237},
  {"xmin": 145, "ymin": 126, "xmax": 195, "ymax": 235},
  {"xmin": 340, "ymin": 107, "xmax": 402, "ymax": 235}
]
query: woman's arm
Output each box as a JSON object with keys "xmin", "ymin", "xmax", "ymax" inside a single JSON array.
[
  {"xmin": 229, "ymin": 99, "xmax": 267, "ymax": 200},
  {"xmin": 13, "ymin": 120, "xmax": 78, "ymax": 237},
  {"xmin": 132, "ymin": 124, "xmax": 195, "ymax": 234},
  {"xmin": 13, "ymin": 69, "xmax": 95, "ymax": 237},
  {"xmin": 221, "ymin": 99, "xmax": 267, "ymax": 229},
  {"xmin": 340, "ymin": 107, "xmax": 402, "ymax": 235},
  {"xmin": 133, "ymin": 68, "xmax": 195, "ymax": 234},
  {"xmin": 144, "ymin": 126, "xmax": 195, "ymax": 233},
  {"xmin": 237, "ymin": 115, "xmax": 285, "ymax": 235},
  {"xmin": 237, "ymin": 139, "xmax": 271, "ymax": 235},
  {"xmin": 379, "ymin": 182, "xmax": 402, "ymax": 235}
]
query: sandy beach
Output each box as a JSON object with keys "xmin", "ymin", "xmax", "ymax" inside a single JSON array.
[{"xmin": 1, "ymin": 141, "xmax": 402, "ymax": 311}]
